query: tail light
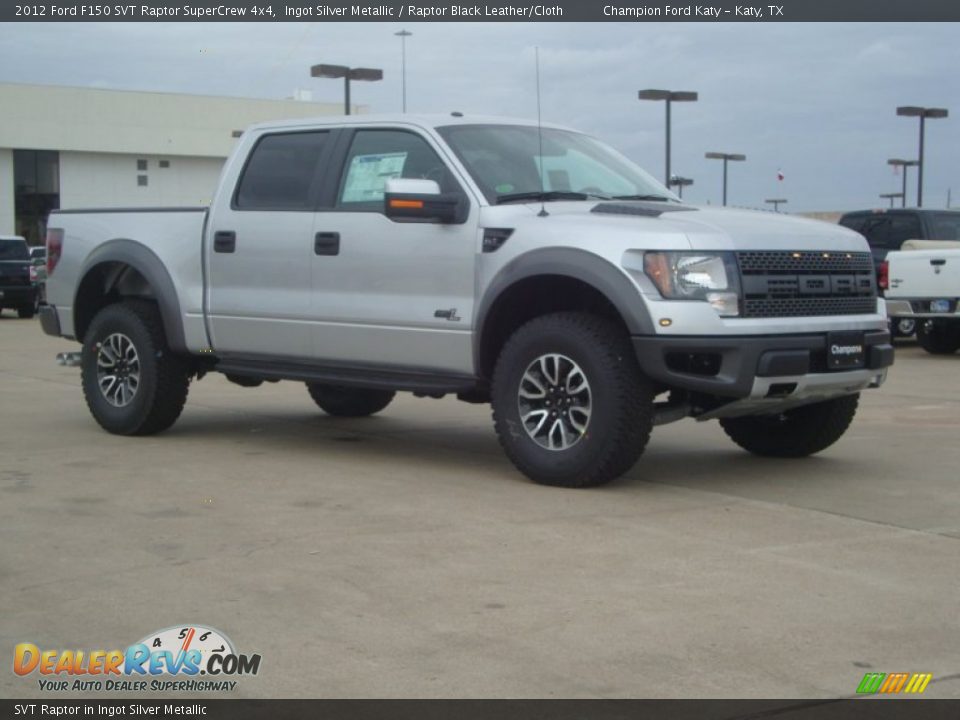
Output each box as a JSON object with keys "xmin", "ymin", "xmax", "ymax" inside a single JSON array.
[
  {"xmin": 878, "ymin": 260, "xmax": 889, "ymax": 291},
  {"xmin": 46, "ymin": 228, "xmax": 63, "ymax": 276},
  {"xmin": 29, "ymin": 265, "xmax": 39, "ymax": 282}
]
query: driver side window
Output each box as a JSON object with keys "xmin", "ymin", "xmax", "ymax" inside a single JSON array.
[{"xmin": 336, "ymin": 129, "xmax": 462, "ymax": 212}]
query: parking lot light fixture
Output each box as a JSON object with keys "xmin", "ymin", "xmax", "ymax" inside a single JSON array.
[
  {"xmin": 887, "ymin": 158, "xmax": 919, "ymax": 209},
  {"xmin": 638, "ymin": 89, "xmax": 698, "ymax": 187},
  {"xmin": 879, "ymin": 192, "xmax": 904, "ymax": 209},
  {"xmin": 896, "ymin": 106, "xmax": 948, "ymax": 207},
  {"xmin": 704, "ymin": 152, "xmax": 746, "ymax": 206},
  {"xmin": 668, "ymin": 175, "xmax": 693, "ymax": 199},
  {"xmin": 311, "ymin": 63, "xmax": 384, "ymax": 115}
]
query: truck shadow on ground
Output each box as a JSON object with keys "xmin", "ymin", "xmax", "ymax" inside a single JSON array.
[{"xmin": 167, "ymin": 408, "xmax": 859, "ymax": 493}]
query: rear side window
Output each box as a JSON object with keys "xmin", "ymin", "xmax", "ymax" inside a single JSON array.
[
  {"xmin": 0, "ymin": 239, "xmax": 29, "ymax": 260},
  {"xmin": 235, "ymin": 132, "xmax": 328, "ymax": 210},
  {"xmin": 929, "ymin": 213, "xmax": 960, "ymax": 240},
  {"xmin": 838, "ymin": 215, "xmax": 866, "ymax": 233}
]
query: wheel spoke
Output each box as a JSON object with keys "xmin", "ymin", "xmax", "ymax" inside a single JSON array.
[
  {"xmin": 96, "ymin": 332, "xmax": 140, "ymax": 408},
  {"xmin": 517, "ymin": 352, "xmax": 592, "ymax": 452}
]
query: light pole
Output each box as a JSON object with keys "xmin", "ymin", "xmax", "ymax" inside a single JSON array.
[
  {"xmin": 668, "ymin": 176, "xmax": 693, "ymax": 199},
  {"xmin": 705, "ymin": 152, "xmax": 746, "ymax": 206},
  {"xmin": 879, "ymin": 192, "xmax": 904, "ymax": 209},
  {"xmin": 886, "ymin": 158, "xmax": 918, "ymax": 209},
  {"xmin": 310, "ymin": 64, "xmax": 383, "ymax": 115},
  {"xmin": 765, "ymin": 198, "xmax": 787, "ymax": 213},
  {"xmin": 638, "ymin": 89, "xmax": 698, "ymax": 187},
  {"xmin": 896, "ymin": 106, "xmax": 948, "ymax": 207},
  {"xmin": 394, "ymin": 30, "xmax": 412, "ymax": 113}
]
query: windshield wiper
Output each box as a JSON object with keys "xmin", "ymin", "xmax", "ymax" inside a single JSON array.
[
  {"xmin": 609, "ymin": 194, "xmax": 673, "ymax": 202},
  {"xmin": 495, "ymin": 191, "xmax": 594, "ymax": 205}
]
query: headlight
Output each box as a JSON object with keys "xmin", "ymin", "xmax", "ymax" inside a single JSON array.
[{"xmin": 643, "ymin": 251, "xmax": 740, "ymax": 317}]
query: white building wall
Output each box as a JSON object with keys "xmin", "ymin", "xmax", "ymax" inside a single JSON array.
[
  {"xmin": 59, "ymin": 152, "xmax": 225, "ymax": 209},
  {"xmin": 0, "ymin": 149, "xmax": 14, "ymax": 235}
]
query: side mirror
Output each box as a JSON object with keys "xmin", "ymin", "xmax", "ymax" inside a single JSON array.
[{"xmin": 384, "ymin": 178, "xmax": 464, "ymax": 224}]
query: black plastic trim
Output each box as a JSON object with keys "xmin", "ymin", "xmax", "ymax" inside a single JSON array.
[
  {"xmin": 633, "ymin": 331, "xmax": 893, "ymax": 399},
  {"xmin": 76, "ymin": 239, "xmax": 188, "ymax": 352},
  {"xmin": 215, "ymin": 354, "xmax": 481, "ymax": 394},
  {"xmin": 39, "ymin": 304, "xmax": 60, "ymax": 336}
]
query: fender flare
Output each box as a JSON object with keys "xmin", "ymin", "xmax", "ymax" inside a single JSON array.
[
  {"xmin": 474, "ymin": 247, "xmax": 655, "ymax": 371},
  {"xmin": 75, "ymin": 238, "xmax": 187, "ymax": 353}
]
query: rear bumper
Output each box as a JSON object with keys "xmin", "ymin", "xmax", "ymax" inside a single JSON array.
[
  {"xmin": 0, "ymin": 285, "xmax": 38, "ymax": 306},
  {"xmin": 39, "ymin": 304, "xmax": 61, "ymax": 336},
  {"xmin": 886, "ymin": 298, "xmax": 960, "ymax": 319},
  {"xmin": 633, "ymin": 330, "xmax": 893, "ymax": 400}
]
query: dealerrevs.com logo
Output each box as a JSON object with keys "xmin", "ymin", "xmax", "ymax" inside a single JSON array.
[{"xmin": 13, "ymin": 625, "xmax": 261, "ymax": 692}]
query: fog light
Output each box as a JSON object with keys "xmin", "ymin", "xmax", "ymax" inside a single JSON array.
[{"xmin": 706, "ymin": 291, "xmax": 739, "ymax": 317}]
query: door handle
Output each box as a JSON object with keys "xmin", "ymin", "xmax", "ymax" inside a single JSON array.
[
  {"xmin": 930, "ymin": 258, "xmax": 946, "ymax": 266},
  {"xmin": 214, "ymin": 231, "xmax": 236, "ymax": 253},
  {"xmin": 315, "ymin": 232, "xmax": 340, "ymax": 256}
]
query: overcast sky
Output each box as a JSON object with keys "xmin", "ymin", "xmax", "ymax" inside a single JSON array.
[{"xmin": 1, "ymin": 21, "xmax": 957, "ymax": 211}]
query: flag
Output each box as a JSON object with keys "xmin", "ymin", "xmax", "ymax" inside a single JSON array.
[{"xmin": 776, "ymin": 169, "xmax": 785, "ymax": 182}]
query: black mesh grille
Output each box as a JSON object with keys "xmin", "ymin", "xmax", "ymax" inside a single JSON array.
[
  {"xmin": 743, "ymin": 297, "xmax": 877, "ymax": 318},
  {"xmin": 736, "ymin": 251, "xmax": 876, "ymax": 318},
  {"xmin": 738, "ymin": 251, "xmax": 874, "ymax": 275}
]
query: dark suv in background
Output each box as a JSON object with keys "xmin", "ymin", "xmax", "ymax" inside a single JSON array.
[{"xmin": 839, "ymin": 209, "xmax": 960, "ymax": 337}]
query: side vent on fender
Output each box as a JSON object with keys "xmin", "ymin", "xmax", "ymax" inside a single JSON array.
[{"xmin": 482, "ymin": 228, "xmax": 514, "ymax": 253}]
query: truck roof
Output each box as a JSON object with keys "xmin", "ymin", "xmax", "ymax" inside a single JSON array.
[{"xmin": 244, "ymin": 113, "xmax": 578, "ymax": 134}]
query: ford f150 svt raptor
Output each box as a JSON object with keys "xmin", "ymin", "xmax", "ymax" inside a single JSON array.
[{"xmin": 39, "ymin": 115, "xmax": 894, "ymax": 487}]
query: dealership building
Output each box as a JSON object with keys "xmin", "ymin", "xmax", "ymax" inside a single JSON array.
[{"xmin": 0, "ymin": 83, "xmax": 345, "ymax": 244}]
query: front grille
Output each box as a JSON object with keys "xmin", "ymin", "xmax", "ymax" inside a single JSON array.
[{"xmin": 736, "ymin": 251, "xmax": 877, "ymax": 318}]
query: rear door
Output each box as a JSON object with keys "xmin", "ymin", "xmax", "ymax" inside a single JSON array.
[{"xmin": 206, "ymin": 130, "xmax": 333, "ymax": 358}]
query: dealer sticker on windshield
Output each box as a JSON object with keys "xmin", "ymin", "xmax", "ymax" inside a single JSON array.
[{"xmin": 827, "ymin": 332, "xmax": 866, "ymax": 370}]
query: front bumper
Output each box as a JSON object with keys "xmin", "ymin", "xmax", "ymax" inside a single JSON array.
[{"xmin": 633, "ymin": 330, "xmax": 893, "ymax": 400}]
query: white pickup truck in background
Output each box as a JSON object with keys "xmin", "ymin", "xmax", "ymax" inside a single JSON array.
[{"xmin": 885, "ymin": 241, "xmax": 960, "ymax": 354}]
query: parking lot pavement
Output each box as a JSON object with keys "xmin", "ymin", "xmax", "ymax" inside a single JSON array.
[{"xmin": 1, "ymin": 314, "xmax": 958, "ymax": 700}]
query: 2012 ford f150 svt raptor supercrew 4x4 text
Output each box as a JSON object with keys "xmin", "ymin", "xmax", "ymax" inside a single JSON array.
[{"xmin": 39, "ymin": 115, "xmax": 894, "ymax": 487}]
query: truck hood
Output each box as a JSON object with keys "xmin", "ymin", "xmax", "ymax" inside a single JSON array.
[{"xmin": 480, "ymin": 201, "xmax": 868, "ymax": 253}]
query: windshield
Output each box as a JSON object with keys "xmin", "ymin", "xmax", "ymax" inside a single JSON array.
[
  {"xmin": 0, "ymin": 239, "xmax": 29, "ymax": 261},
  {"xmin": 437, "ymin": 124, "xmax": 676, "ymax": 204}
]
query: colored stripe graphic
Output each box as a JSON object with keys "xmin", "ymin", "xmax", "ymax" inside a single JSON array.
[
  {"xmin": 856, "ymin": 673, "xmax": 885, "ymax": 694},
  {"xmin": 857, "ymin": 672, "xmax": 932, "ymax": 694}
]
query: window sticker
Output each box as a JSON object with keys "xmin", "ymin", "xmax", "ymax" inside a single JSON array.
[{"xmin": 341, "ymin": 152, "xmax": 408, "ymax": 203}]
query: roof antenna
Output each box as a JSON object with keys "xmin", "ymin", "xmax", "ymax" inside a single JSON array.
[{"xmin": 535, "ymin": 46, "xmax": 548, "ymax": 218}]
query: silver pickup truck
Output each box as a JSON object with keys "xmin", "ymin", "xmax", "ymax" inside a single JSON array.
[{"xmin": 40, "ymin": 114, "xmax": 893, "ymax": 487}]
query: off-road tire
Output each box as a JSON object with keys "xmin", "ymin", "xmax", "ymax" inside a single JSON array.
[
  {"xmin": 306, "ymin": 384, "xmax": 395, "ymax": 417},
  {"xmin": 17, "ymin": 306, "xmax": 34, "ymax": 319},
  {"xmin": 719, "ymin": 394, "xmax": 859, "ymax": 458},
  {"xmin": 916, "ymin": 320, "xmax": 960, "ymax": 355},
  {"xmin": 491, "ymin": 312, "xmax": 655, "ymax": 488},
  {"xmin": 81, "ymin": 300, "xmax": 191, "ymax": 435}
]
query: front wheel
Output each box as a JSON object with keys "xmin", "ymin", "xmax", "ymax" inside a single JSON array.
[
  {"xmin": 491, "ymin": 312, "xmax": 655, "ymax": 488},
  {"xmin": 81, "ymin": 300, "xmax": 191, "ymax": 435},
  {"xmin": 719, "ymin": 394, "xmax": 859, "ymax": 458},
  {"xmin": 306, "ymin": 384, "xmax": 395, "ymax": 417},
  {"xmin": 916, "ymin": 320, "xmax": 960, "ymax": 355}
]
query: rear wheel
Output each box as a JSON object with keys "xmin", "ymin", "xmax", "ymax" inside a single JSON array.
[
  {"xmin": 916, "ymin": 319, "xmax": 960, "ymax": 355},
  {"xmin": 719, "ymin": 394, "xmax": 859, "ymax": 458},
  {"xmin": 491, "ymin": 312, "xmax": 654, "ymax": 488},
  {"xmin": 81, "ymin": 300, "xmax": 191, "ymax": 435},
  {"xmin": 306, "ymin": 384, "xmax": 395, "ymax": 417}
]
